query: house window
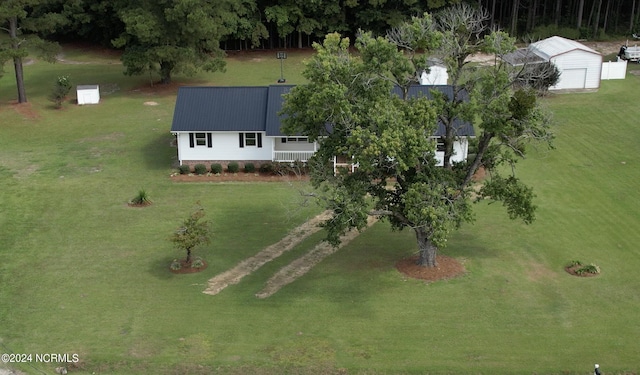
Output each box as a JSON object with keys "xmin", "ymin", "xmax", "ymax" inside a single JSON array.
[
  {"xmin": 195, "ymin": 133, "xmax": 207, "ymax": 146},
  {"xmin": 189, "ymin": 132, "xmax": 212, "ymax": 148},
  {"xmin": 281, "ymin": 137, "xmax": 308, "ymax": 143},
  {"xmin": 436, "ymin": 137, "xmax": 446, "ymax": 152},
  {"xmin": 245, "ymin": 133, "xmax": 257, "ymax": 146},
  {"xmin": 239, "ymin": 132, "xmax": 262, "ymax": 148}
]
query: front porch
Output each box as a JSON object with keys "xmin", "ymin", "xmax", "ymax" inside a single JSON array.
[{"xmin": 272, "ymin": 150, "xmax": 315, "ymax": 162}]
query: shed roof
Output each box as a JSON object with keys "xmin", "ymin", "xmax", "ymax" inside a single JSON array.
[
  {"xmin": 530, "ymin": 36, "xmax": 601, "ymax": 60},
  {"xmin": 171, "ymin": 85, "xmax": 474, "ymax": 137},
  {"xmin": 77, "ymin": 85, "xmax": 99, "ymax": 90}
]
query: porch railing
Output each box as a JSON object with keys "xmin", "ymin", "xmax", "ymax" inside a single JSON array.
[{"xmin": 273, "ymin": 151, "xmax": 315, "ymax": 162}]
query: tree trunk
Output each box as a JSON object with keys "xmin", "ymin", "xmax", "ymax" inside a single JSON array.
[
  {"xmin": 510, "ymin": 0, "xmax": 519, "ymax": 36},
  {"xmin": 554, "ymin": 0, "xmax": 562, "ymax": 27},
  {"xmin": 9, "ymin": 16, "xmax": 27, "ymax": 103},
  {"xmin": 186, "ymin": 248, "xmax": 192, "ymax": 263},
  {"xmin": 415, "ymin": 227, "xmax": 437, "ymax": 267},
  {"xmin": 577, "ymin": 0, "xmax": 584, "ymax": 29},
  {"xmin": 593, "ymin": 0, "xmax": 603, "ymax": 38},
  {"xmin": 159, "ymin": 61, "xmax": 172, "ymax": 84}
]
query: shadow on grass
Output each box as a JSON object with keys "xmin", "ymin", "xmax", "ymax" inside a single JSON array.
[
  {"xmin": 141, "ymin": 132, "xmax": 177, "ymax": 170},
  {"xmin": 446, "ymin": 233, "xmax": 499, "ymax": 260},
  {"xmin": 148, "ymin": 256, "xmax": 178, "ymax": 280}
]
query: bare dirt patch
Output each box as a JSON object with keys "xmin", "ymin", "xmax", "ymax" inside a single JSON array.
[
  {"xmin": 143, "ymin": 101, "xmax": 159, "ymax": 106},
  {"xmin": 465, "ymin": 40, "xmax": 627, "ymax": 65},
  {"xmin": 9, "ymin": 102, "xmax": 39, "ymax": 120},
  {"xmin": 203, "ymin": 211, "xmax": 332, "ymax": 295},
  {"xmin": 396, "ymin": 255, "xmax": 466, "ymax": 282}
]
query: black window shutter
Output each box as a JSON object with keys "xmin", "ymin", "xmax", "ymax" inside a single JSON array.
[
  {"xmin": 207, "ymin": 133, "xmax": 212, "ymax": 148},
  {"xmin": 239, "ymin": 133, "xmax": 244, "ymax": 148},
  {"xmin": 281, "ymin": 137, "xmax": 287, "ymax": 143},
  {"xmin": 189, "ymin": 133, "xmax": 195, "ymax": 148},
  {"xmin": 257, "ymin": 133, "xmax": 262, "ymax": 148}
]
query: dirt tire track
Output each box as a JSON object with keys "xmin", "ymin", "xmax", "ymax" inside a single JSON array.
[
  {"xmin": 203, "ymin": 211, "xmax": 332, "ymax": 295},
  {"xmin": 255, "ymin": 216, "xmax": 378, "ymax": 299}
]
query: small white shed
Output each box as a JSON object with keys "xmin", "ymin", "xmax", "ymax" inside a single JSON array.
[
  {"xmin": 76, "ymin": 85, "xmax": 100, "ymax": 105},
  {"xmin": 529, "ymin": 36, "xmax": 602, "ymax": 91}
]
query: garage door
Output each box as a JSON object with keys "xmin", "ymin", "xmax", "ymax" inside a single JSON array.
[{"xmin": 559, "ymin": 68, "xmax": 587, "ymax": 89}]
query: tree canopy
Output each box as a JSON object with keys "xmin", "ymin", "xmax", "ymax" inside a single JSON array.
[
  {"xmin": 110, "ymin": 0, "xmax": 241, "ymax": 84},
  {"xmin": 281, "ymin": 5, "xmax": 553, "ymax": 267},
  {"xmin": 0, "ymin": 0, "xmax": 64, "ymax": 102}
]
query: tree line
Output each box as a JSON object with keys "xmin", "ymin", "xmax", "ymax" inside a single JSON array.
[{"xmin": 2, "ymin": 0, "xmax": 639, "ymax": 102}]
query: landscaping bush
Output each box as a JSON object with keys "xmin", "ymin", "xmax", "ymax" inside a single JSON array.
[
  {"xmin": 576, "ymin": 263, "xmax": 600, "ymax": 275},
  {"xmin": 170, "ymin": 259, "xmax": 182, "ymax": 271},
  {"xmin": 49, "ymin": 75, "xmax": 72, "ymax": 109},
  {"xmin": 227, "ymin": 162, "xmax": 239, "ymax": 173},
  {"xmin": 271, "ymin": 162, "xmax": 288, "ymax": 175},
  {"xmin": 194, "ymin": 164, "xmax": 207, "ymax": 175},
  {"xmin": 565, "ymin": 260, "xmax": 601, "ymax": 276},
  {"xmin": 178, "ymin": 165, "xmax": 191, "ymax": 174},
  {"xmin": 259, "ymin": 162, "xmax": 273, "ymax": 174},
  {"xmin": 191, "ymin": 256, "xmax": 205, "ymax": 269},
  {"xmin": 129, "ymin": 189, "xmax": 151, "ymax": 206},
  {"xmin": 244, "ymin": 163, "xmax": 255, "ymax": 173},
  {"xmin": 210, "ymin": 163, "xmax": 223, "ymax": 174}
]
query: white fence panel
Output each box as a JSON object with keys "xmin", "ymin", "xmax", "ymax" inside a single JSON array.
[{"xmin": 601, "ymin": 59, "xmax": 627, "ymax": 80}]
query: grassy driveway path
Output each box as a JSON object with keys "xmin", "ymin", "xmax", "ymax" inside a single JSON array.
[
  {"xmin": 255, "ymin": 216, "xmax": 378, "ymax": 298},
  {"xmin": 203, "ymin": 211, "xmax": 332, "ymax": 295}
]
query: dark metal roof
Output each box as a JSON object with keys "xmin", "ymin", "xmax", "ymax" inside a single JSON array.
[
  {"xmin": 171, "ymin": 84, "xmax": 474, "ymax": 137},
  {"xmin": 265, "ymin": 85, "xmax": 294, "ymax": 136},
  {"xmin": 391, "ymin": 85, "xmax": 475, "ymax": 137},
  {"xmin": 170, "ymin": 86, "xmax": 268, "ymax": 132},
  {"xmin": 501, "ymin": 48, "xmax": 547, "ymax": 66}
]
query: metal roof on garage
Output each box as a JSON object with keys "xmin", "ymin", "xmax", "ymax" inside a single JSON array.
[{"xmin": 530, "ymin": 36, "xmax": 601, "ymax": 60}]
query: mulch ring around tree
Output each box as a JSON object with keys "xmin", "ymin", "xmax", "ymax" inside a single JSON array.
[
  {"xmin": 396, "ymin": 255, "xmax": 466, "ymax": 282},
  {"xmin": 127, "ymin": 202, "xmax": 152, "ymax": 208},
  {"xmin": 564, "ymin": 264, "xmax": 600, "ymax": 277},
  {"xmin": 170, "ymin": 259, "xmax": 208, "ymax": 274}
]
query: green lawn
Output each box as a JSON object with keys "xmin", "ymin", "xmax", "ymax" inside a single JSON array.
[{"xmin": 1, "ymin": 48, "xmax": 639, "ymax": 375}]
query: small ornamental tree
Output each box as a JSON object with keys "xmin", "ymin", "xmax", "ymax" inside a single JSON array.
[
  {"xmin": 169, "ymin": 206, "xmax": 211, "ymax": 264},
  {"xmin": 49, "ymin": 75, "xmax": 71, "ymax": 108}
]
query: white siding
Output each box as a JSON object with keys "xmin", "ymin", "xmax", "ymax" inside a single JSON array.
[
  {"xmin": 77, "ymin": 86, "xmax": 100, "ymax": 105},
  {"xmin": 550, "ymin": 50, "xmax": 602, "ymax": 90},
  {"xmin": 601, "ymin": 60, "xmax": 627, "ymax": 80},
  {"xmin": 274, "ymin": 137, "xmax": 316, "ymax": 151},
  {"xmin": 419, "ymin": 66, "xmax": 448, "ymax": 85},
  {"xmin": 175, "ymin": 132, "xmax": 273, "ymax": 163},
  {"xmin": 434, "ymin": 139, "xmax": 469, "ymax": 166}
]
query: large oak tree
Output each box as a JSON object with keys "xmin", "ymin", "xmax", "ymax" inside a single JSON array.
[{"xmin": 281, "ymin": 6, "xmax": 553, "ymax": 267}]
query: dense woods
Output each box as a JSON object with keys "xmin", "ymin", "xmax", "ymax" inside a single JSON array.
[
  {"xmin": 4, "ymin": 0, "xmax": 640, "ymax": 50},
  {"xmin": 2, "ymin": 0, "xmax": 639, "ymax": 95}
]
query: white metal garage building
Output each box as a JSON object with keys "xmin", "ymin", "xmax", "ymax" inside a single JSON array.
[{"xmin": 529, "ymin": 36, "xmax": 603, "ymax": 91}]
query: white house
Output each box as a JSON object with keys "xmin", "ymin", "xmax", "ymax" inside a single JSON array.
[
  {"xmin": 529, "ymin": 36, "xmax": 603, "ymax": 91},
  {"xmin": 419, "ymin": 59, "xmax": 448, "ymax": 85},
  {"xmin": 76, "ymin": 85, "xmax": 100, "ymax": 105},
  {"xmin": 170, "ymin": 85, "xmax": 474, "ymax": 169}
]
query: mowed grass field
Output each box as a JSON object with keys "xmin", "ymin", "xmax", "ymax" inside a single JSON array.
[{"xmin": 1, "ymin": 46, "xmax": 639, "ymax": 375}]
